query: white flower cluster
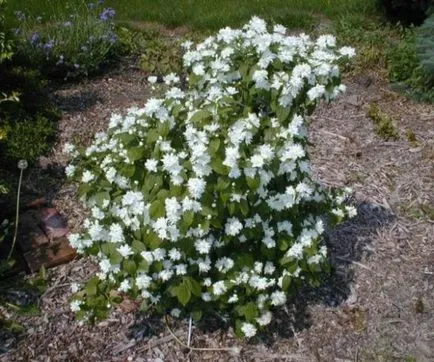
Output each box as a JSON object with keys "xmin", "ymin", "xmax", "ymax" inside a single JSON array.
[{"xmin": 66, "ymin": 17, "xmax": 356, "ymax": 337}]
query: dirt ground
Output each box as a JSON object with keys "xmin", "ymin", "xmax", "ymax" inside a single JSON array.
[{"xmin": 1, "ymin": 57, "xmax": 433, "ymax": 361}]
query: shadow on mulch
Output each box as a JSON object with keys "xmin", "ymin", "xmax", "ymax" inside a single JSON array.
[
  {"xmin": 52, "ymin": 90, "xmax": 103, "ymax": 114},
  {"xmin": 124, "ymin": 201, "xmax": 395, "ymax": 346}
]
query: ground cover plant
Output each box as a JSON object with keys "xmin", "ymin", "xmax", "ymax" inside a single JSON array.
[
  {"xmin": 13, "ymin": 0, "xmax": 120, "ymax": 79},
  {"xmin": 65, "ymin": 17, "xmax": 357, "ymax": 337}
]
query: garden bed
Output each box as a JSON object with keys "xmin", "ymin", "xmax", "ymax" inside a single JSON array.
[{"xmin": 1, "ymin": 54, "xmax": 433, "ymax": 361}]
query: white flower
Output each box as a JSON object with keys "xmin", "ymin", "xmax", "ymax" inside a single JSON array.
[
  {"xmin": 65, "ymin": 165, "xmax": 76, "ymax": 177},
  {"xmin": 117, "ymin": 244, "xmax": 133, "ymax": 258},
  {"xmin": 81, "ymin": 170, "xmax": 95, "ymax": 183},
  {"xmin": 339, "ymin": 46, "xmax": 356, "ymax": 58},
  {"xmin": 215, "ymin": 257, "xmax": 234, "ymax": 273},
  {"xmin": 145, "ymin": 159, "xmax": 158, "ymax": 172},
  {"xmin": 109, "ymin": 223, "xmax": 124, "ymax": 243},
  {"xmin": 307, "ymin": 84, "xmax": 325, "ymax": 101},
  {"xmin": 241, "ymin": 322, "xmax": 257, "ymax": 338},
  {"xmin": 187, "ymin": 178, "xmax": 206, "ymax": 199},
  {"xmin": 201, "ymin": 292, "xmax": 212, "ymax": 301},
  {"xmin": 152, "ymin": 248, "xmax": 166, "ymax": 261},
  {"xmin": 256, "ymin": 311, "xmax": 272, "ymax": 326},
  {"xmin": 70, "ymin": 283, "xmax": 80, "ymax": 293},
  {"xmin": 228, "ymin": 293, "xmax": 239, "ymax": 303},
  {"xmin": 194, "ymin": 238, "xmax": 212, "ymax": 254},
  {"xmin": 136, "ymin": 274, "xmax": 152, "ymax": 289},
  {"xmin": 250, "ymin": 154, "xmax": 264, "ymax": 168},
  {"xmin": 225, "ymin": 217, "xmax": 243, "ymax": 236},
  {"xmin": 171, "ymin": 308, "xmax": 181, "ymax": 317},
  {"xmin": 118, "ymin": 279, "xmax": 131, "ymax": 292},
  {"xmin": 70, "ymin": 300, "xmax": 82, "ymax": 312},
  {"xmin": 141, "ymin": 251, "xmax": 154, "ymax": 263},
  {"xmin": 270, "ymin": 291, "xmax": 287, "ymax": 306},
  {"xmin": 148, "ymin": 76, "xmax": 158, "ymax": 84},
  {"xmin": 163, "ymin": 73, "xmax": 180, "ymax": 85},
  {"xmin": 175, "ymin": 264, "xmax": 187, "ymax": 275},
  {"xmin": 212, "ymin": 281, "xmax": 227, "ymax": 296},
  {"xmin": 345, "ymin": 205, "xmax": 357, "ymax": 218},
  {"xmin": 168, "ymin": 248, "xmax": 182, "ymax": 261}
]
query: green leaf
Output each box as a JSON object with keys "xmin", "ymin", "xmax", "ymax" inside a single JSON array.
[
  {"xmin": 191, "ymin": 309, "xmax": 203, "ymax": 322},
  {"xmin": 137, "ymin": 259, "xmax": 150, "ymax": 272},
  {"xmin": 216, "ymin": 177, "xmax": 230, "ymax": 191},
  {"xmin": 110, "ymin": 251, "xmax": 123, "ymax": 265},
  {"xmin": 240, "ymin": 199, "xmax": 249, "ymax": 216},
  {"xmin": 146, "ymin": 231, "xmax": 161, "ymax": 249},
  {"xmin": 282, "ymin": 275, "xmax": 291, "ymax": 291},
  {"xmin": 132, "ymin": 240, "xmax": 146, "ymax": 253},
  {"xmin": 246, "ymin": 176, "xmax": 260, "ymax": 190},
  {"xmin": 187, "ymin": 277, "xmax": 202, "ymax": 297},
  {"xmin": 190, "ymin": 109, "xmax": 211, "ymax": 123},
  {"xmin": 208, "ymin": 138, "xmax": 220, "ymax": 155},
  {"xmin": 150, "ymin": 199, "xmax": 165, "ymax": 218},
  {"xmin": 128, "ymin": 147, "xmax": 145, "ymax": 161},
  {"xmin": 176, "ymin": 281, "xmax": 191, "ymax": 306},
  {"xmin": 146, "ymin": 129, "xmax": 160, "ymax": 144},
  {"xmin": 85, "ymin": 276, "xmax": 99, "ymax": 296},
  {"xmin": 94, "ymin": 191, "xmax": 110, "ymax": 208},
  {"xmin": 182, "ymin": 210, "xmax": 194, "ymax": 229},
  {"xmin": 211, "ymin": 158, "xmax": 228, "ymax": 175},
  {"xmin": 123, "ymin": 259, "xmax": 136, "ymax": 274}
]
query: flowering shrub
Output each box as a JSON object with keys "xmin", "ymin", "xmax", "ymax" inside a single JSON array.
[
  {"xmin": 65, "ymin": 17, "xmax": 356, "ymax": 337},
  {"xmin": 14, "ymin": 1, "xmax": 119, "ymax": 79}
]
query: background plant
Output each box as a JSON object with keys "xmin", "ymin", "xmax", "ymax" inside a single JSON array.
[
  {"xmin": 65, "ymin": 18, "xmax": 356, "ymax": 337},
  {"xmin": 14, "ymin": 0, "xmax": 120, "ymax": 79},
  {"xmin": 386, "ymin": 14, "xmax": 434, "ymax": 103}
]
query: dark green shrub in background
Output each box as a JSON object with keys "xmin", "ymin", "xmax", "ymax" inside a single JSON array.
[
  {"xmin": 14, "ymin": 1, "xmax": 120, "ymax": 79},
  {"xmin": 386, "ymin": 13, "xmax": 434, "ymax": 103},
  {"xmin": 416, "ymin": 12, "xmax": 434, "ymax": 74},
  {"xmin": 380, "ymin": 0, "xmax": 431, "ymax": 25}
]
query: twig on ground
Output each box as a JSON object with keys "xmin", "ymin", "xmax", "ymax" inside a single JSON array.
[
  {"xmin": 164, "ymin": 315, "xmax": 240, "ymax": 353},
  {"xmin": 335, "ymin": 256, "xmax": 384, "ymax": 277}
]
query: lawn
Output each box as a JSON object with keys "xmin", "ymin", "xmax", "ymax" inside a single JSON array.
[{"xmin": 6, "ymin": 0, "xmax": 378, "ymax": 30}]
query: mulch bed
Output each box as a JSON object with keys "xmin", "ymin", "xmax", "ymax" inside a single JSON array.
[{"xmin": 1, "ymin": 58, "xmax": 433, "ymax": 361}]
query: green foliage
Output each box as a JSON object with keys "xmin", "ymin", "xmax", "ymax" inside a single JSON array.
[
  {"xmin": 0, "ymin": 115, "xmax": 57, "ymax": 163},
  {"xmin": 139, "ymin": 34, "xmax": 183, "ymax": 76},
  {"xmin": 0, "ymin": 0, "xmax": 13, "ymax": 64},
  {"xmin": 14, "ymin": 1, "xmax": 120, "ymax": 79},
  {"xmin": 6, "ymin": 0, "xmax": 378, "ymax": 32},
  {"xmin": 0, "ymin": 66, "xmax": 60, "ymax": 165},
  {"xmin": 416, "ymin": 12, "xmax": 434, "ymax": 75},
  {"xmin": 386, "ymin": 22, "xmax": 434, "ymax": 103},
  {"xmin": 367, "ymin": 103, "xmax": 399, "ymax": 140}
]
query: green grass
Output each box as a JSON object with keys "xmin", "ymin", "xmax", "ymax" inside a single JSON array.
[{"xmin": 6, "ymin": 0, "xmax": 378, "ymax": 31}]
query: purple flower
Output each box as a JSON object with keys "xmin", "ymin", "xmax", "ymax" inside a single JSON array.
[
  {"xmin": 97, "ymin": 0, "xmax": 104, "ymax": 4},
  {"xmin": 43, "ymin": 39, "xmax": 54, "ymax": 51},
  {"xmin": 30, "ymin": 32, "xmax": 40, "ymax": 45},
  {"xmin": 99, "ymin": 8, "xmax": 116, "ymax": 21}
]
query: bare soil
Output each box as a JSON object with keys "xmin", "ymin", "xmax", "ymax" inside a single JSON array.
[{"xmin": 1, "ymin": 59, "xmax": 433, "ymax": 362}]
